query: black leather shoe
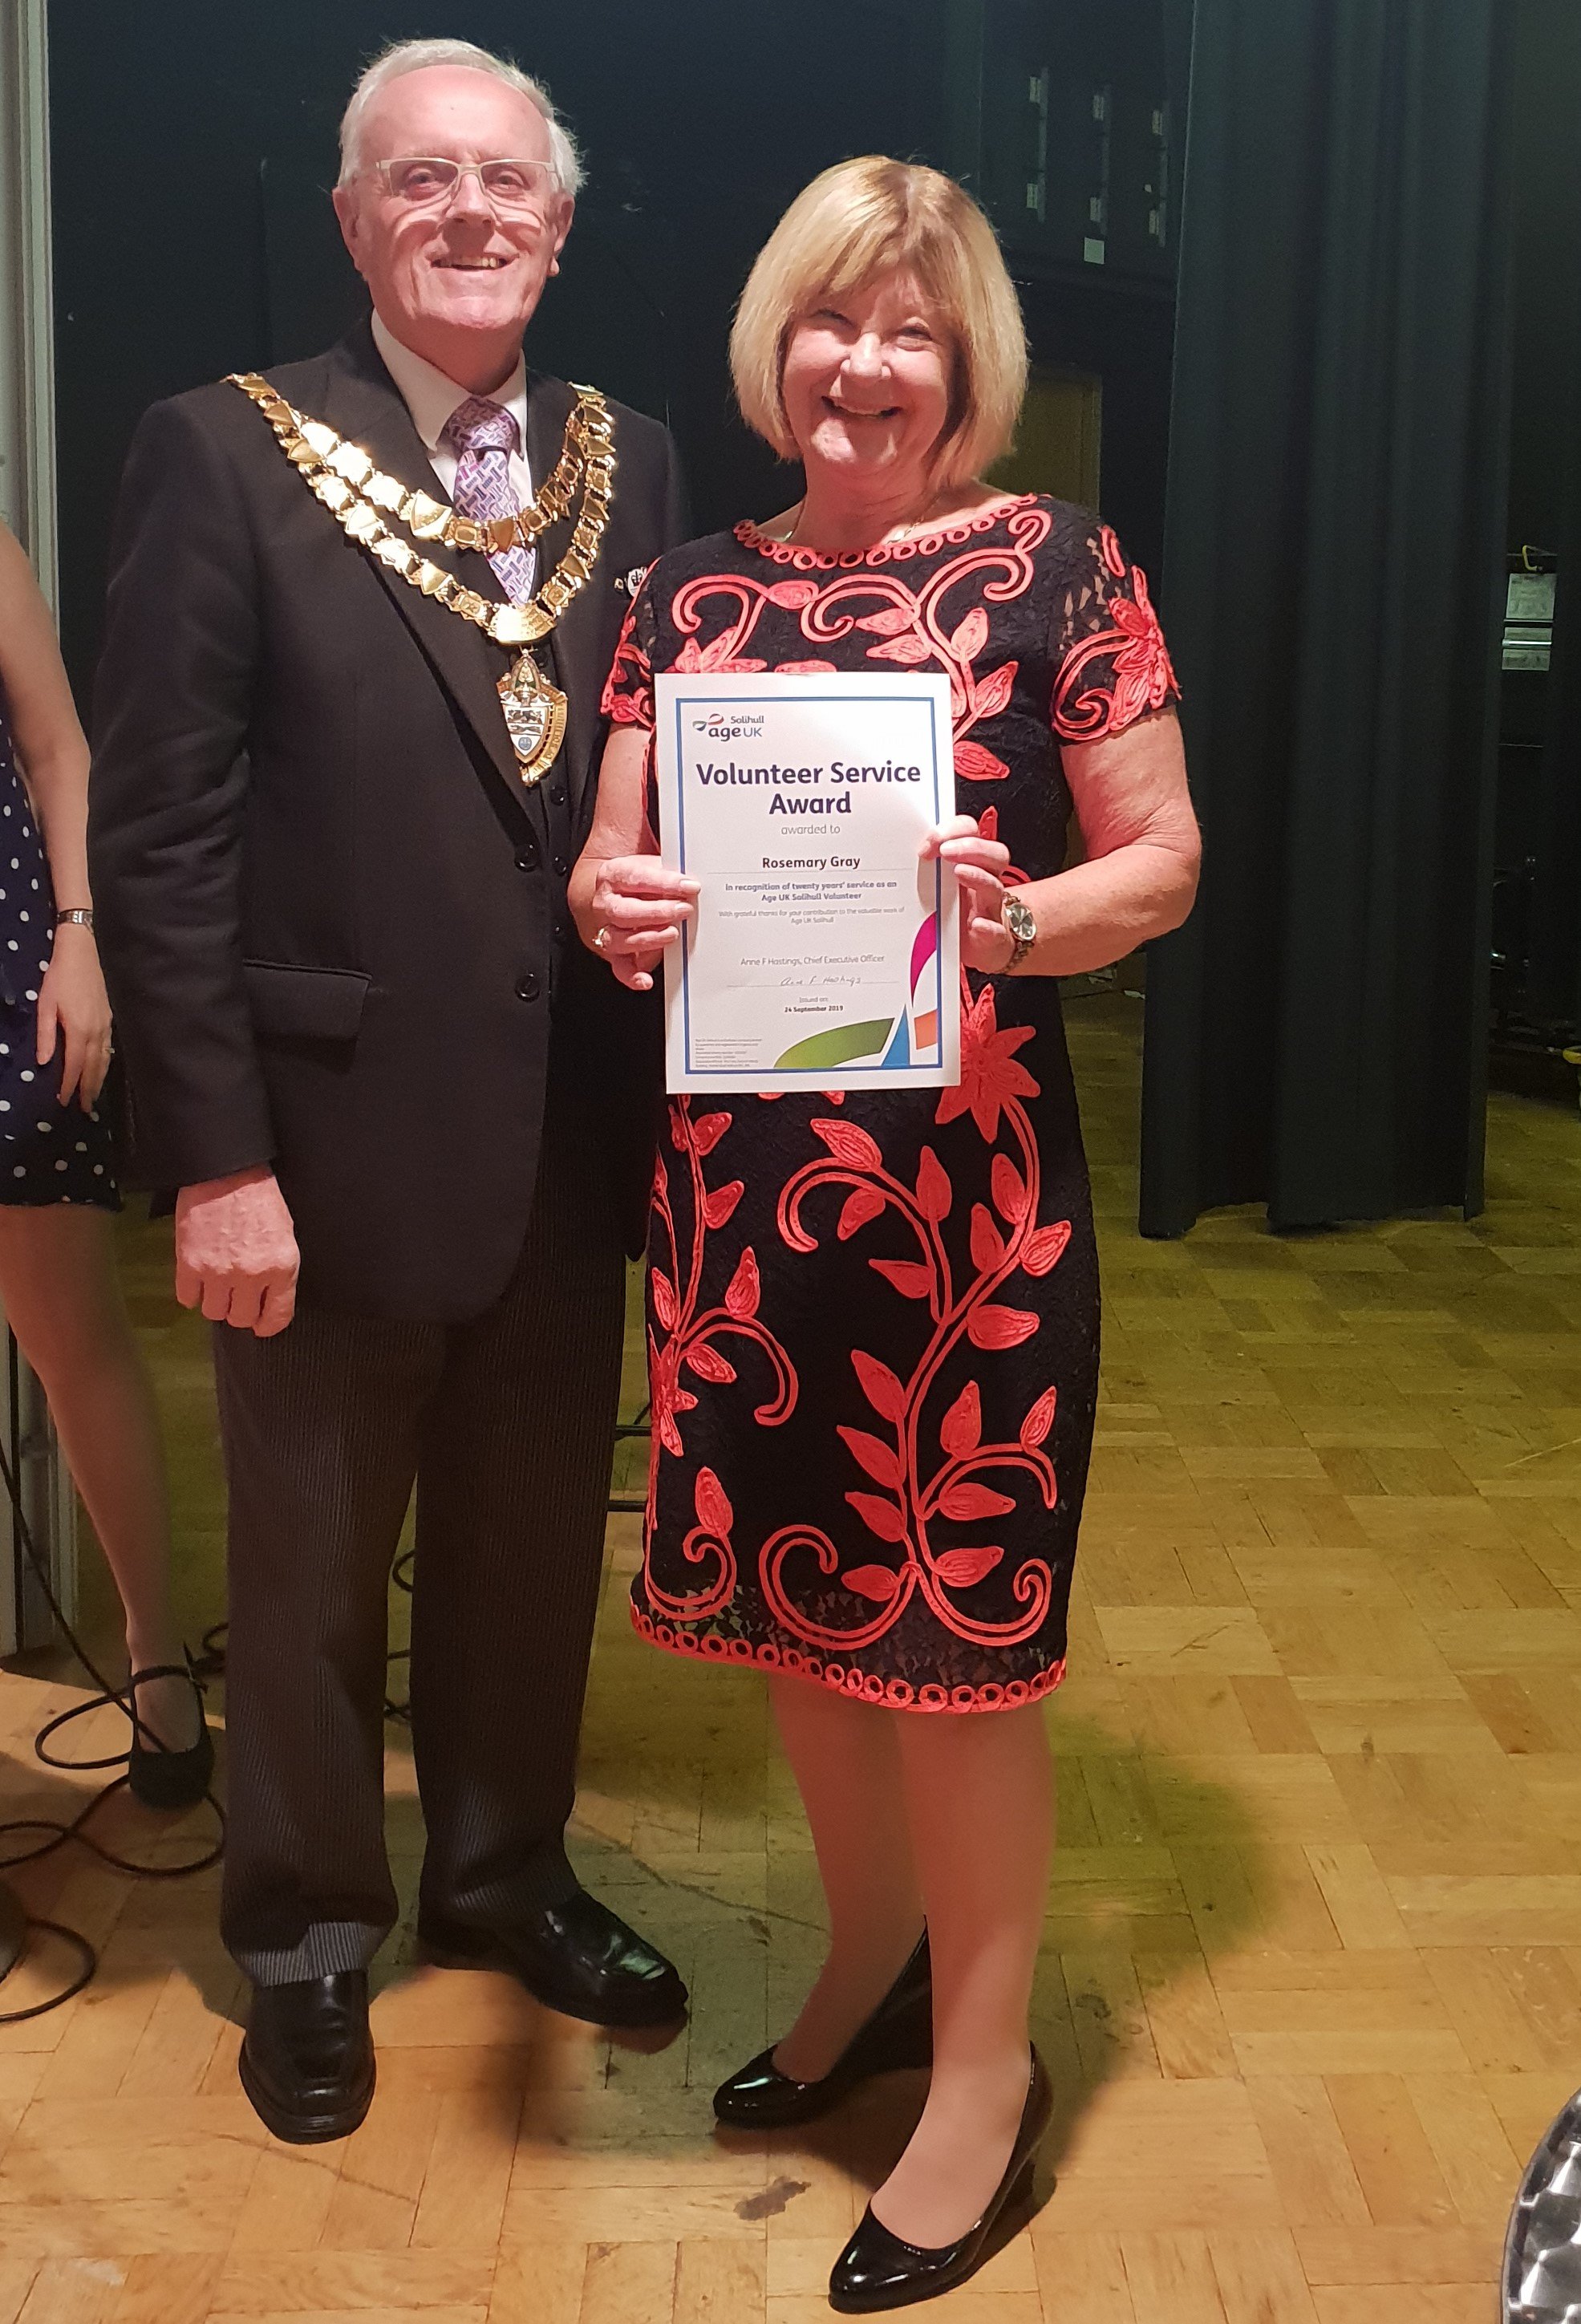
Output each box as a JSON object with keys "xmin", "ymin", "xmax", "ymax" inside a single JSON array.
[
  {"xmin": 127, "ymin": 1655, "xmax": 214, "ymax": 1812},
  {"xmin": 238, "ymin": 1972, "xmax": 375, "ymax": 2144},
  {"xmin": 714, "ymin": 1933, "xmax": 931, "ymax": 2130},
  {"xmin": 828, "ymin": 2047, "xmax": 1051, "ymax": 2312},
  {"xmin": 417, "ymin": 1890, "xmax": 687, "ymax": 2028}
]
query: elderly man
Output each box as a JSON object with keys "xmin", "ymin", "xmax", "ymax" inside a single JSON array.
[{"xmin": 90, "ymin": 39, "xmax": 686, "ymax": 2143}]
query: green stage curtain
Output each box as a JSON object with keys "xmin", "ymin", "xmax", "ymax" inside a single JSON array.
[
  {"xmin": 1528, "ymin": 367, "xmax": 1581, "ymax": 1032},
  {"xmin": 1139, "ymin": 1, "xmax": 1516, "ymax": 1235}
]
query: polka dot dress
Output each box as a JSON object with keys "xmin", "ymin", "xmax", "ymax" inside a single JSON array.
[{"xmin": 0, "ymin": 712, "xmax": 116, "ymax": 1211}]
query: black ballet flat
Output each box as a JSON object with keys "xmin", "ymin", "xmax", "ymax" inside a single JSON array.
[
  {"xmin": 126, "ymin": 1654, "xmax": 215, "ymax": 1812},
  {"xmin": 827, "ymin": 2046, "xmax": 1051, "ymax": 2313},
  {"xmin": 713, "ymin": 1933, "xmax": 930, "ymax": 2131}
]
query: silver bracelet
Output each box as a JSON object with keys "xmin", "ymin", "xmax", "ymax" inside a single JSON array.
[{"xmin": 55, "ymin": 909, "xmax": 95, "ymax": 930}]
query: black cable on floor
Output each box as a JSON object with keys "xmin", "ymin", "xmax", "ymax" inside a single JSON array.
[
  {"xmin": 0, "ymin": 1381, "xmax": 659, "ymax": 2019},
  {"xmin": 0, "ymin": 1918, "xmax": 96, "ymax": 2022},
  {"xmin": 0, "ymin": 1422, "xmax": 223, "ymax": 2022}
]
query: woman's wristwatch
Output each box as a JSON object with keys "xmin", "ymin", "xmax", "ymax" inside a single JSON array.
[{"xmin": 999, "ymin": 891, "xmax": 1037, "ymax": 973}]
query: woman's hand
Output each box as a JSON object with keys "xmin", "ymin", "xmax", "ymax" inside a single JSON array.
[
  {"xmin": 920, "ymin": 814, "xmax": 1015, "ymax": 974},
  {"xmin": 37, "ymin": 924, "xmax": 113, "ymax": 1110},
  {"xmin": 575, "ymin": 855, "xmax": 700, "ymax": 992}
]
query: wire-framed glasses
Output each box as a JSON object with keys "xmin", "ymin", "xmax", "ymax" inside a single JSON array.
[{"xmin": 371, "ymin": 156, "xmax": 561, "ymax": 214}]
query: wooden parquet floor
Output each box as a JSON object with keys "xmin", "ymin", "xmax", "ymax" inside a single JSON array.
[{"xmin": 2, "ymin": 990, "xmax": 1579, "ymax": 2323}]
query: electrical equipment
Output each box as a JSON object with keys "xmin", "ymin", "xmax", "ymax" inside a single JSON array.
[
  {"xmin": 0, "ymin": 1331, "xmax": 75, "ymax": 1657},
  {"xmin": 0, "ymin": 1882, "xmax": 22, "ymax": 1983},
  {"xmin": 1490, "ymin": 546, "xmax": 1575, "ymax": 1077},
  {"xmin": 1504, "ymin": 566, "xmax": 1558, "ymax": 671},
  {"xmin": 977, "ymin": 0, "xmax": 1174, "ymax": 282}
]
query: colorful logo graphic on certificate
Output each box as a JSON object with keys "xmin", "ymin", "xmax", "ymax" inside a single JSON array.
[{"xmin": 655, "ymin": 673, "xmax": 960, "ymax": 1095}]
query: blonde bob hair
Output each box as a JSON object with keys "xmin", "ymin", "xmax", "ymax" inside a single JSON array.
[{"xmin": 730, "ymin": 157, "xmax": 1028, "ymax": 488}]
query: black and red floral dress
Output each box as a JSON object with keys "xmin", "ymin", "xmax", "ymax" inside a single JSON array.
[{"xmin": 602, "ymin": 495, "xmax": 1178, "ymax": 1713}]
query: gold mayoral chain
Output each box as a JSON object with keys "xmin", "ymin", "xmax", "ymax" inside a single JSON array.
[{"xmin": 228, "ymin": 370, "xmax": 617, "ymax": 783}]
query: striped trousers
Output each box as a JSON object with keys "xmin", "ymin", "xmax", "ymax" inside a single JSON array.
[{"xmin": 213, "ymin": 1081, "xmax": 626, "ymax": 1985}]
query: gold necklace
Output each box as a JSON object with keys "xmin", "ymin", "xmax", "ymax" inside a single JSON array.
[{"xmin": 229, "ymin": 371, "xmax": 617, "ymax": 782}]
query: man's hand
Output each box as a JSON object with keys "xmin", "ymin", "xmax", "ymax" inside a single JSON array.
[{"xmin": 175, "ymin": 1167, "xmax": 300, "ymax": 1336}]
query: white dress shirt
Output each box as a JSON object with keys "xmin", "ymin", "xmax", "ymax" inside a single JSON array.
[{"xmin": 371, "ymin": 311, "xmax": 534, "ymax": 507}]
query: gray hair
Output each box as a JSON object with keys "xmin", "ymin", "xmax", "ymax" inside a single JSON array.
[{"xmin": 338, "ymin": 38, "xmax": 584, "ymax": 196}]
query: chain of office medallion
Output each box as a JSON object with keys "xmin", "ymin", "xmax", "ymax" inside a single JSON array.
[
  {"xmin": 229, "ymin": 369, "xmax": 610, "ymax": 555},
  {"xmin": 228, "ymin": 371, "xmax": 616, "ymax": 649}
]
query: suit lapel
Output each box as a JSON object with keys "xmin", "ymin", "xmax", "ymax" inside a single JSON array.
[
  {"xmin": 304, "ymin": 325, "xmax": 527, "ymax": 805},
  {"xmin": 524, "ymin": 370, "xmax": 577, "ymax": 557}
]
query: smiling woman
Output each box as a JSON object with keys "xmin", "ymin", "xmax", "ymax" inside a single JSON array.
[
  {"xmin": 732, "ymin": 155, "xmax": 1027, "ymax": 517},
  {"xmin": 570, "ymin": 153, "xmax": 1198, "ymax": 2313}
]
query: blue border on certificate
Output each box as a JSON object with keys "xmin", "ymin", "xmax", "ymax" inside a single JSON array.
[{"xmin": 670, "ymin": 690, "xmax": 947, "ymax": 1081}]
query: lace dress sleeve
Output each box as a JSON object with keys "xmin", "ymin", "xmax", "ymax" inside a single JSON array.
[
  {"xmin": 1050, "ymin": 523, "xmax": 1180, "ymax": 744},
  {"xmin": 600, "ymin": 566, "xmax": 660, "ymax": 728}
]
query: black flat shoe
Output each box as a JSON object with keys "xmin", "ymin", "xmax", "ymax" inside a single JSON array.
[
  {"xmin": 714, "ymin": 1933, "xmax": 930, "ymax": 2131},
  {"xmin": 126, "ymin": 1654, "xmax": 214, "ymax": 1811},
  {"xmin": 417, "ymin": 1889, "xmax": 687, "ymax": 2028},
  {"xmin": 827, "ymin": 2047, "xmax": 1051, "ymax": 2313},
  {"xmin": 239, "ymin": 1971, "xmax": 375, "ymax": 2144}
]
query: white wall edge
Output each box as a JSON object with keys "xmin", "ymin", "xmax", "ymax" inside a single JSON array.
[{"xmin": 0, "ymin": 0, "xmax": 77, "ymax": 1652}]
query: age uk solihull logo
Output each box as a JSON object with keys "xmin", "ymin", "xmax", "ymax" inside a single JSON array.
[{"xmin": 692, "ymin": 708, "xmax": 767, "ymax": 743}]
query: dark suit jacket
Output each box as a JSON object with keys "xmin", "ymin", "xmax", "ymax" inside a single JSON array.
[{"xmin": 89, "ymin": 320, "xmax": 683, "ymax": 1321}]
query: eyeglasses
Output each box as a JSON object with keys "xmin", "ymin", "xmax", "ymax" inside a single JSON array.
[{"xmin": 370, "ymin": 156, "xmax": 561, "ymax": 215}]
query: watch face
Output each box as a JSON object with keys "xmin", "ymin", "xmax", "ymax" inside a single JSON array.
[{"xmin": 1004, "ymin": 895, "xmax": 1036, "ymax": 943}]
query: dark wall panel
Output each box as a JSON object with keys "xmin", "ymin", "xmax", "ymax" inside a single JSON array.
[
  {"xmin": 1506, "ymin": 0, "xmax": 1581, "ymax": 558},
  {"xmin": 48, "ymin": 0, "xmax": 1175, "ymax": 687}
]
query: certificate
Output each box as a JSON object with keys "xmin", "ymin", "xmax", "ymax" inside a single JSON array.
[{"xmin": 655, "ymin": 672, "xmax": 959, "ymax": 1094}]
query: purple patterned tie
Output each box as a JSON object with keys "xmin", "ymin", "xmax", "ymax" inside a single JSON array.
[{"xmin": 440, "ymin": 396, "xmax": 537, "ymax": 604}]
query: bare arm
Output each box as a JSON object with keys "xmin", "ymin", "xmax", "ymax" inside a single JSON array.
[
  {"xmin": 569, "ymin": 726, "xmax": 696, "ymax": 992},
  {"xmin": 0, "ymin": 524, "xmax": 91, "ymax": 905},
  {"xmin": 0, "ymin": 524, "xmax": 114, "ymax": 1109},
  {"xmin": 940, "ymin": 709, "xmax": 1200, "ymax": 975}
]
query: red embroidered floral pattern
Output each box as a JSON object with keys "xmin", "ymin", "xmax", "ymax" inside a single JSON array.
[
  {"xmin": 735, "ymin": 495, "xmax": 1040, "ymax": 570},
  {"xmin": 614, "ymin": 502, "xmax": 1053, "ymax": 785},
  {"xmin": 602, "ymin": 601, "xmax": 654, "ymax": 726},
  {"xmin": 754, "ymin": 984, "xmax": 1072, "ymax": 1658},
  {"xmin": 613, "ymin": 499, "xmax": 1155, "ymax": 1714},
  {"xmin": 638, "ymin": 988, "xmax": 1074, "ymax": 1677},
  {"xmin": 629, "ymin": 1604, "xmax": 1067, "ymax": 1714},
  {"xmin": 606, "ymin": 502, "xmax": 1178, "ymax": 769},
  {"xmin": 1051, "ymin": 525, "xmax": 1179, "ymax": 741},
  {"xmin": 645, "ymin": 1102, "xmax": 796, "ymax": 1620}
]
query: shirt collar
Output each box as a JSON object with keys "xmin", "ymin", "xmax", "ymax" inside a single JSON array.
[{"xmin": 371, "ymin": 311, "xmax": 529, "ymax": 455}]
